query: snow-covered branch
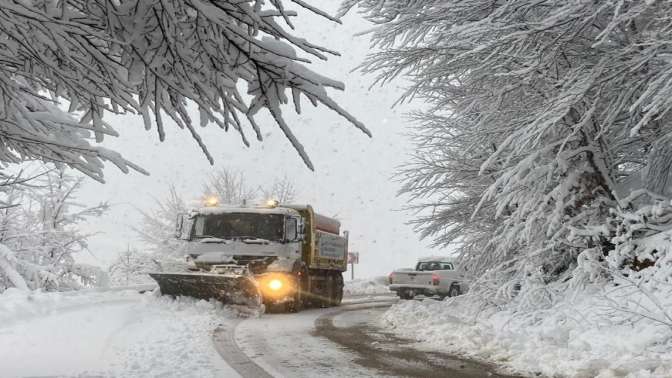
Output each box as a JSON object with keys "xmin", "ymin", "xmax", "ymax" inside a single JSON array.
[
  {"xmin": 346, "ymin": 0, "xmax": 672, "ymax": 303},
  {"xmin": 0, "ymin": 0, "xmax": 369, "ymax": 181}
]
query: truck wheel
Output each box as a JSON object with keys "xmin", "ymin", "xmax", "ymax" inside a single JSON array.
[
  {"xmin": 332, "ymin": 273, "xmax": 343, "ymax": 306},
  {"xmin": 288, "ymin": 296, "xmax": 302, "ymax": 313},
  {"xmin": 448, "ymin": 284, "xmax": 461, "ymax": 297},
  {"xmin": 324, "ymin": 275, "xmax": 335, "ymax": 307},
  {"xmin": 289, "ymin": 275, "xmax": 304, "ymax": 313},
  {"xmin": 265, "ymin": 301, "xmax": 288, "ymax": 314}
]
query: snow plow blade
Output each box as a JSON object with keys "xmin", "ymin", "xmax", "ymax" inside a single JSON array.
[{"xmin": 149, "ymin": 272, "xmax": 262, "ymax": 307}]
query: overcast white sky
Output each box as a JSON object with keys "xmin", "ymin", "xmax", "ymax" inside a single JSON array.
[{"xmin": 76, "ymin": 1, "xmax": 447, "ymax": 278}]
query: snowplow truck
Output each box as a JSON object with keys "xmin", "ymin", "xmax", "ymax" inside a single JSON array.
[{"xmin": 149, "ymin": 203, "xmax": 348, "ymax": 312}]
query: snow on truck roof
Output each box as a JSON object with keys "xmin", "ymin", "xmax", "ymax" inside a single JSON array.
[
  {"xmin": 191, "ymin": 206, "xmax": 301, "ymax": 217},
  {"xmin": 189, "ymin": 204, "xmax": 342, "ymax": 234},
  {"xmin": 418, "ymin": 255, "xmax": 457, "ymax": 263}
]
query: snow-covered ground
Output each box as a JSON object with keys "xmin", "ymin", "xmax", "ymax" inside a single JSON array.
[
  {"xmin": 0, "ymin": 288, "xmax": 247, "ymax": 378},
  {"xmin": 343, "ymin": 276, "xmax": 391, "ymax": 296},
  {"xmin": 382, "ymin": 291, "xmax": 672, "ymax": 378}
]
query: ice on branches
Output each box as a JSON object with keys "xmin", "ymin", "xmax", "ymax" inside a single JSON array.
[
  {"xmin": 0, "ymin": 166, "xmax": 109, "ymax": 292},
  {"xmin": 345, "ymin": 0, "xmax": 672, "ymax": 303},
  {"xmin": 0, "ymin": 0, "xmax": 369, "ymax": 181}
]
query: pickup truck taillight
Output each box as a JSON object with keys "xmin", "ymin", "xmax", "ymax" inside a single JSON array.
[
  {"xmin": 388, "ymin": 272, "xmax": 395, "ymax": 285},
  {"xmin": 432, "ymin": 273, "xmax": 440, "ymax": 286}
]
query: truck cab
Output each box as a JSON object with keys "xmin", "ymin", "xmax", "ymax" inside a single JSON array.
[{"xmin": 179, "ymin": 206, "xmax": 305, "ymax": 275}]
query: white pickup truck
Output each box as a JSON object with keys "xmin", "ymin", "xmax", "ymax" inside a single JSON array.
[{"xmin": 388, "ymin": 257, "xmax": 467, "ymax": 300}]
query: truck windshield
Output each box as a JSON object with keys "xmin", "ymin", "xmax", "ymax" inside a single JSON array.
[{"xmin": 192, "ymin": 213, "xmax": 284, "ymax": 241}]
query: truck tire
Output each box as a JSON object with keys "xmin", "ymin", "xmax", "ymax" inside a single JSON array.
[
  {"xmin": 325, "ymin": 272, "xmax": 343, "ymax": 306},
  {"xmin": 324, "ymin": 274, "xmax": 336, "ymax": 307},
  {"xmin": 332, "ymin": 273, "xmax": 343, "ymax": 306},
  {"xmin": 288, "ymin": 279, "xmax": 304, "ymax": 313},
  {"xmin": 265, "ymin": 301, "xmax": 288, "ymax": 314},
  {"xmin": 448, "ymin": 284, "xmax": 461, "ymax": 297},
  {"xmin": 288, "ymin": 293, "xmax": 303, "ymax": 313}
]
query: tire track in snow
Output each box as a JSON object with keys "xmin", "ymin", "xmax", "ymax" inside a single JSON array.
[
  {"xmin": 314, "ymin": 303, "xmax": 522, "ymax": 378},
  {"xmin": 213, "ymin": 319, "xmax": 273, "ymax": 378},
  {"xmin": 213, "ymin": 298, "xmax": 397, "ymax": 378}
]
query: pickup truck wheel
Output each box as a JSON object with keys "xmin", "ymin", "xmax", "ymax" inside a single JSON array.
[
  {"xmin": 448, "ymin": 284, "xmax": 461, "ymax": 297},
  {"xmin": 398, "ymin": 289, "xmax": 415, "ymax": 300}
]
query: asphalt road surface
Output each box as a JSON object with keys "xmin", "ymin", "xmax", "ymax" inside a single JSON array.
[{"xmin": 213, "ymin": 296, "xmax": 521, "ymax": 378}]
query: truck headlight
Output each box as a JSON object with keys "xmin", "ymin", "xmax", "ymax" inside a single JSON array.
[
  {"xmin": 268, "ymin": 278, "xmax": 283, "ymax": 291},
  {"xmin": 259, "ymin": 274, "xmax": 293, "ymax": 298}
]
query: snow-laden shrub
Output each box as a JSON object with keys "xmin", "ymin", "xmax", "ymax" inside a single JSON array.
[
  {"xmin": 107, "ymin": 248, "xmax": 160, "ymax": 287},
  {"xmin": 344, "ymin": 0, "xmax": 672, "ymax": 308},
  {"xmin": 0, "ymin": 166, "xmax": 108, "ymax": 292}
]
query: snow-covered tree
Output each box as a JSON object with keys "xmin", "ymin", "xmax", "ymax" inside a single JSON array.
[
  {"xmin": 201, "ymin": 169, "xmax": 297, "ymax": 205},
  {"xmin": 0, "ymin": 0, "xmax": 369, "ymax": 182},
  {"xmin": 0, "ymin": 166, "xmax": 108, "ymax": 292},
  {"xmin": 261, "ymin": 175, "xmax": 297, "ymax": 204},
  {"xmin": 344, "ymin": 1, "xmax": 672, "ymax": 299},
  {"xmin": 134, "ymin": 185, "xmax": 188, "ymax": 258},
  {"xmin": 202, "ymin": 169, "xmax": 257, "ymax": 205},
  {"xmin": 108, "ymin": 246, "xmax": 160, "ymax": 286}
]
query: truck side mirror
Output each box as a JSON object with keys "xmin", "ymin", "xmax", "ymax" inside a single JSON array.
[
  {"xmin": 175, "ymin": 214, "xmax": 184, "ymax": 239},
  {"xmin": 176, "ymin": 213, "xmax": 193, "ymax": 240},
  {"xmin": 297, "ymin": 217, "xmax": 305, "ymax": 241},
  {"xmin": 285, "ymin": 217, "xmax": 299, "ymax": 242}
]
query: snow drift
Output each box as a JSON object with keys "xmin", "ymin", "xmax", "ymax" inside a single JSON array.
[
  {"xmin": 343, "ymin": 276, "xmax": 390, "ymax": 296},
  {"xmin": 0, "ymin": 288, "xmax": 251, "ymax": 377}
]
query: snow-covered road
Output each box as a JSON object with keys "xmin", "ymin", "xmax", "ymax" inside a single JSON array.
[
  {"xmin": 1, "ymin": 288, "xmax": 515, "ymax": 378},
  {"xmin": 225, "ymin": 298, "xmax": 395, "ymax": 377},
  {"xmin": 223, "ymin": 297, "xmax": 519, "ymax": 378},
  {"xmin": 0, "ymin": 288, "xmax": 242, "ymax": 378}
]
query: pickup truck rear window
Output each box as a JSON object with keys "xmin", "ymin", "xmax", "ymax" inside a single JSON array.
[{"xmin": 416, "ymin": 262, "xmax": 454, "ymax": 271}]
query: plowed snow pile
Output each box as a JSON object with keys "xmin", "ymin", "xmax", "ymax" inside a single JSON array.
[
  {"xmin": 343, "ymin": 276, "xmax": 390, "ymax": 296},
  {"xmin": 0, "ymin": 288, "xmax": 245, "ymax": 378},
  {"xmin": 383, "ymin": 286, "xmax": 672, "ymax": 378}
]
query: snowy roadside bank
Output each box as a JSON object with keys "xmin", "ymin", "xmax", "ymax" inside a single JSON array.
[
  {"xmin": 381, "ymin": 291, "xmax": 672, "ymax": 378},
  {"xmin": 343, "ymin": 276, "xmax": 391, "ymax": 296},
  {"xmin": 0, "ymin": 288, "xmax": 248, "ymax": 378}
]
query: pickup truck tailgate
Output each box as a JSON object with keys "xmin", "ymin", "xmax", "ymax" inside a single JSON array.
[{"xmin": 391, "ymin": 271, "xmax": 433, "ymax": 286}]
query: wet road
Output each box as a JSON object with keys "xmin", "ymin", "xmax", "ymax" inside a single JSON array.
[{"xmin": 213, "ymin": 297, "xmax": 520, "ymax": 378}]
